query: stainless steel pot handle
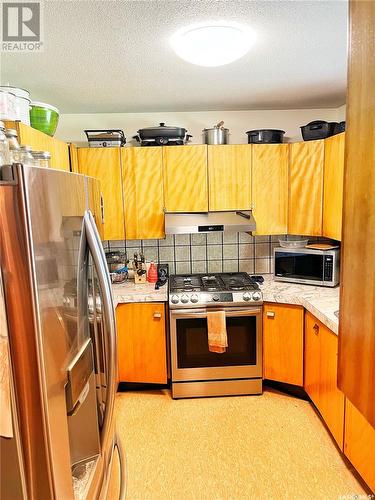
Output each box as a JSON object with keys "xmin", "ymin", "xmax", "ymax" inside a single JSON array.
[{"xmin": 78, "ymin": 210, "xmax": 117, "ymax": 452}]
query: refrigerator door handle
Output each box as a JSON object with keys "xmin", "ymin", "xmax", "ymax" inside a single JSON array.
[
  {"xmin": 78, "ymin": 210, "xmax": 117, "ymax": 452},
  {"xmin": 114, "ymin": 432, "xmax": 127, "ymax": 500}
]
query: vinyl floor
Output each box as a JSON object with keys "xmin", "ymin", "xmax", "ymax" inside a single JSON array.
[{"xmin": 112, "ymin": 388, "xmax": 367, "ymax": 500}]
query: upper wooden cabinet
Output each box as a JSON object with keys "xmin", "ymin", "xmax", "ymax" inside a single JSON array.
[
  {"xmin": 252, "ymin": 144, "xmax": 289, "ymax": 235},
  {"xmin": 344, "ymin": 399, "xmax": 375, "ymax": 492},
  {"xmin": 263, "ymin": 303, "xmax": 304, "ymax": 386},
  {"xmin": 116, "ymin": 302, "xmax": 167, "ymax": 384},
  {"xmin": 208, "ymin": 145, "xmax": 252, "ymax": 211},
  {"xmin": 289, "ymin": 140, "xmax": 324, "ymax": 236},
  {"xmin": 122, "ymin": 147, "xmax": 165, "ymax": 240},
  {"xmin": 323, "ymin": 133, "xmax": 345, "ymax": 240},
  {"xmin": 304, "ymin": 312, "xmax": 345, "ymax": 449},
  {"xmin": 5, "ymin": 121, "xmax": 70, "ymax": 171},
  {"xmin": 163, "ymin": 145, "xmax": 208, "ymax": 212},
  {"xmin": 77, "ymin": 148, "xmax": 125, "ymax": 240}
]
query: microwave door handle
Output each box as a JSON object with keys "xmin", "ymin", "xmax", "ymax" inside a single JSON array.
[{"xmin": 84, "ymin": 210, "xmax": 117, "ymax": 450}]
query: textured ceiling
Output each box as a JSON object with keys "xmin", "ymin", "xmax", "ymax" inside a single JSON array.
[{"xmin": 1, "ymin": 0, "xmax": 348, "ymax": 113}]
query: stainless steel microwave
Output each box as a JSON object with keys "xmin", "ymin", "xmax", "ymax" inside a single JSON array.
[{"xmin": 274, "ymin": 247, "xmax": 340, "ymax": 287}]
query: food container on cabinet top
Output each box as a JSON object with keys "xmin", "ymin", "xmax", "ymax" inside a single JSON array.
[
  {"xmin": 0, "ymin": 86, "xmax": 30, "ymax": 125},
  {"xmin": 246, "ymin": 129, "xmax": 285, "ymax": 144},
  {"xmin": 30, "ymin": 101, "xmax": 59, "ymax": 136},
  {"xmin": 0, "ymin": 90, "xmax": 16, "ymax": 121}
]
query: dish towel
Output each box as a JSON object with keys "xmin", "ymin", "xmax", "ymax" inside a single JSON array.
[{"xmin": 207, "ymin": 310, "xmax": 228, "ymax": 353}]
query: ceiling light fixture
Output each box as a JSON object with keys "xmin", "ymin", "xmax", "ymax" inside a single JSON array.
[{"xmin": 170, "ymin": 21, "xmax": 255, "ymax": 67}]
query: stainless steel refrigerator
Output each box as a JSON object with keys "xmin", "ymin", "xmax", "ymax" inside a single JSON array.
[{"xmin": 0, "ymin": 164, "xmax": 125, "ymax": 499}]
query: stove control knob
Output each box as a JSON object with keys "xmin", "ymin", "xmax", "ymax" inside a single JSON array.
[
  {"xmin": 171, "ymin": 295, "xmax": 180, "ymax": 304},
  {"xmin": 180, "ymin": 294, "xmax": 189, "ymax": 304},
  {"xmin": 212, "ymin": 294, "xmax": 220, "ymax": 302},
  {"xmin": 243, "ymin": 292, "xmax": 252, "ymax": 301},
  {"xmin": 252, "ymin": 292, "xmax": 262, "ymax": 302},
  {"xmin": 190, "ymin": 294, "xmax": 199, "ymax": 303}
]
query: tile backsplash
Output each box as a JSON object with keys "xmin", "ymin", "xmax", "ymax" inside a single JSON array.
[{"xmin": 104, "ymin": 233, "xmax": 287, "ymax": 275}]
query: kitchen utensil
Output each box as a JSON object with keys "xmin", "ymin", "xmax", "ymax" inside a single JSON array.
[
  {"xmin": 202, "ymin": 121, "xmax": 229, "ymax": 144},
  {"xmin": 155, "ymin": 263, "xmax": 169, "ymax": 289},
  {"xmin": 147, "ymin": 262, "xmax": 158, "ymax": 283},
  {"xmin": 132, "ymin": 252, "xmax": 147, "ymax": 284},
  {"xmin": 246, "ymin": 129, "xmax": 285, "ymax": 144},
  {"xmin": 106, "ymin": 251, "xmax": 128, "ymax": 272},
  {"xmin": 84, "ymin": 129, "xmax": 126, "ymax": 148},
  {"xmin": 0, "ymin": 86, "xmax": 30, "ymax": 124},
  {"xmin": 30, "ymin": 101, "xmax": 59, "ymax": 136},
  {"xmin": 278, "ymin": 238, "xmax": 309, "ymax": 248},
  {"xmin": 110, "ymin": 272, "xmax": 128, "ymax": 284},
  {"xmin": 133, "ymin": 123, "xmax": 192, "ymax": 146},
  {"xmin": 300, "ymin": 121, "xmax": 338, "ymax": 141},
  {"xmin": 0, "ymin": 90, "xmax": 16, "ymax": 121}
]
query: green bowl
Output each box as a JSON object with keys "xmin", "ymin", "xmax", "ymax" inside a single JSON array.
[{"xmin": 30, "ymin": 101, "xmax": 59, "ymax": 136}]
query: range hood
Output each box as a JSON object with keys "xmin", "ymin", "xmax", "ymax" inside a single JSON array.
[{"xmin": 164, "ymin": 211, "xmax": 256, "ymax": 234}]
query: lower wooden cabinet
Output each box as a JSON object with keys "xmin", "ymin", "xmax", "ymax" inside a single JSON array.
[
  {"xmin": 263, "ymin": 303, "xmax": 304, "ymax": 386},
  {"xmin": 304, "ymin": 312, "xmax": 345, "ymax": 449},
  {"xmin": 344, "ymin": 399, "xmax": 375, "ymax": 492},
  {"xmin": 116, "ymin": 303, "xmax": 167, "ymax": 384}
]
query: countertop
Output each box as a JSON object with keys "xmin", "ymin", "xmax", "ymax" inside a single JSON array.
[
  {"xmin": 260, "ymin": 276, "xmax": 339, "ymax": 335},
  {"xmin": 112, "ymin": 280, "xmax": 168, "ymax": 307},
  {"xmin": 112, "ymin": 276, "xmax": 340, "ymax": 335}
]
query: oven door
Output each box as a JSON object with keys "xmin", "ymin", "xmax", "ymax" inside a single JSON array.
[{"xmin": 170, "ymin": 307, "xmax": 262, "ymax": 382}]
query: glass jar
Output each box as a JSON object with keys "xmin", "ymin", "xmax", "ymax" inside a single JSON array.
[
  {"xmin": 19, "ymin": 145, "xmax": 34, "ymax": 167},
  {"xmin": 31, "ymin": 150, "xmax": 51, "ymax": 168},
  {"xmin": 0, "ymin": 121, "xmax": 10, "ymax": 166},
  {"xmin": 5, "ymin": 128, "xmax": 21, "ymax": 163}
]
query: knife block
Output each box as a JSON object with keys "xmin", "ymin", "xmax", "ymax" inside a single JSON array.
[{"xmin": 133, "ymin": 262, "xmax": 147, "ymax": 284}]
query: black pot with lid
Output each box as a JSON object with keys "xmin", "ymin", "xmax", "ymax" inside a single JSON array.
[
  {"xmin": 133, "ymin": 123, "xmax": 192, "ymax": 146},
  {"xmin": 246, "ymin": 129, "xmax": 285, "ymax": 144}
]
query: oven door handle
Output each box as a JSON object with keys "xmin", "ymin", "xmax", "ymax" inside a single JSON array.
[{"xmin": 170, "ymin": 307, "xmax": 262, "ymax": 318}]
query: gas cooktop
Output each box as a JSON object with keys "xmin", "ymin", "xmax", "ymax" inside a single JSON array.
[{"xmin": 169, "ymin": 272, "xmax": 263, "ymax": 308}]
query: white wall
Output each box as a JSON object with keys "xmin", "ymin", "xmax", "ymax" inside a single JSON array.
[{"xmin": 57, "ymin": 106, "xmax": 346, "ymax": 146}]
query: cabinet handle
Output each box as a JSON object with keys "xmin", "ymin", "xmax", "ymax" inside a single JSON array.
[
  {"xmin": 313, "ymin": 323, "xmax": 319, "ymax": 335},
  {"xmin": 100, "ymin": 194, "xmax": 105, "ymax": 224},
  {"xmin": 266, "ymin": 311, "xmax": 275, "ymax": 318},
  {"xmin": 153, "ymin": 312, "xmax": 162, "ymax": 319}
]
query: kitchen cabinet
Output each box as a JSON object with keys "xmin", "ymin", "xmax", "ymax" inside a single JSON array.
[
  {"xmin": 263, "ymin": 303, "xmax": 304, "ymax": 385},
  {"xmin": 323, "ymin": 133, "xmax": 345, "ymax": 240},
  {"xmin": 163, "ymin": 145, "xmax": 208, "ymax": 212},
  {"xmin": 116, "ymin": 303, "xmax": 167, "ymax": 384},
  {"xmin": 344, "ymin": 399, "xmax": 375, "ymax": 492},
  {"xmin": 208, "ymin": 145, "xmax": 252, "ymax": 211},
  {"xmin": 4, "ymin": 121, "xmax": 70, "ymax": 171},
  {"xmin": 252, "ymin": 144, "xmax": 289, "ymax": 235},
  {"xmin": 338, "ymin": 0, "xmax": 375, "ymax": 428},
  {"xmin": 121, "ymin": 147, "xmax": 165, "ymax": 239},
  {"xmin": 289, "ymin": 140, "xmax": 324, "ymax": 236},
  {"xmin": 304, "ymin": 312, "xmax": 345, "ymax": 449},
  {"xmin": 77, "ymin": 148, "xmax": 125, "ymax": 240}
]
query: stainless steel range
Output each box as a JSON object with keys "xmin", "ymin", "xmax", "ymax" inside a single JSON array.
[{"xmin": 169, "ymin": 273, "xmax": 263, "ymax": 399}]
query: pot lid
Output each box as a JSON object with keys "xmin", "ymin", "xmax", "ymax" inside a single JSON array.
[{"xmin": 138, "ymin": 123, "xmax": 186, "ymax": 131}]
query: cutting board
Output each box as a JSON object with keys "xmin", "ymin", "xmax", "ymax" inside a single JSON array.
[{"xmin": 305, "ymin": 243, "xmax": 339, "ymax": 250}]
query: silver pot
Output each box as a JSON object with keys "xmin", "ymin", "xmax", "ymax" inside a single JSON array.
[{"xmin": 202, "ymin": 121, "xmax": 229, "ymax": 144}]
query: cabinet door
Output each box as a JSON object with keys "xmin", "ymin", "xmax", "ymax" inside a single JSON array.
[
  {"xmin": 304, "ymin": 312, "xmax": 321, "ymax": 406},
  {"xmin": 208, "ymin": 145, "xmax": 252, "ymax": 211},
  {"xmin": 77, "ymin": 148, "xmax": 124, "ymax": 240},
  {"xmin": 121, "ymin": 147, "xmax": 164, "ymax": 239},
  {"xmin": 304, "ymin": 312, "xmax": 344, "ymax": 449},
  {"xmin": 319, "ymin": 323, "xmax": 345, "ymax": 449},
  {"xmin": 323, "ymin": 133, "xmax": 345, "ymax": 240},
  {"xmin": 163, "ymin": 145, "xmax": 208, "ymax": 212},
  {"xmin": 344, "ymin": 399, "xmax": 375, "ymax": 492},
  {"xmin": 252, "ymin": 144, "xmax": 289, "ymax": 235},
  {"xmin": 289, "ymin": 141, "xmax": 324, "ymax": 235},
  {"xmin": 116, "ymin": 303, "xmax": 167, "ymax": 384},
  {"xmin": 263, "ymin": 303, "xmax": 304, "ymax": 385}
]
